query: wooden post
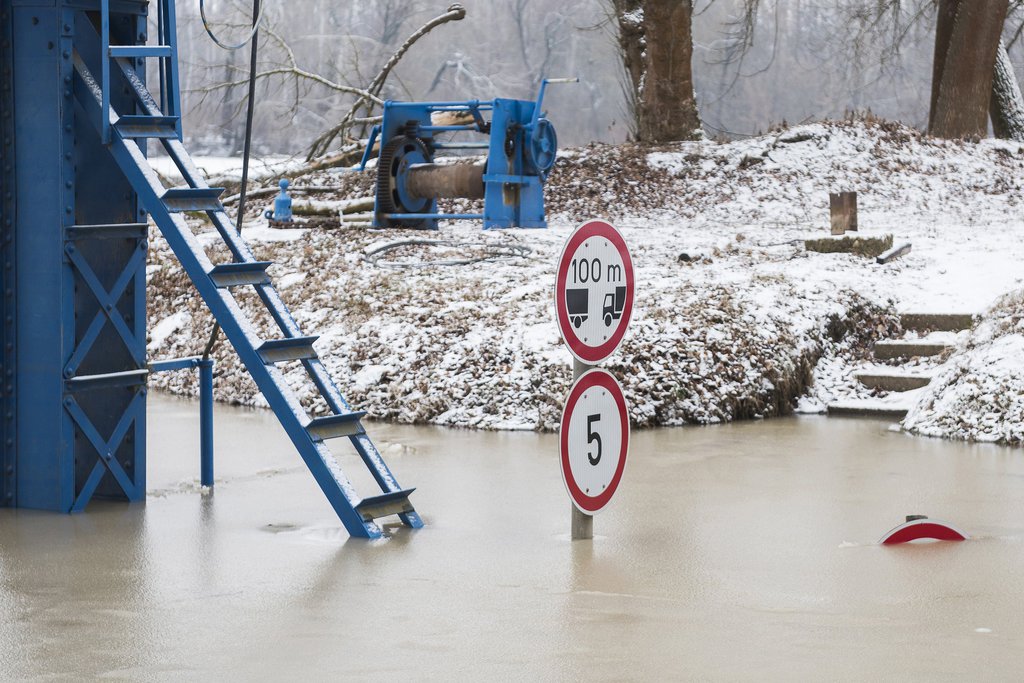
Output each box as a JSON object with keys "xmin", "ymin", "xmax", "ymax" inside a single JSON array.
[
  {"xmin": 571, "ymin": 358, "xmax": 593, "ymax": 540},
  {"xmin": 830, "ymin": 191, "xmax": 858, "ymax": 235}
]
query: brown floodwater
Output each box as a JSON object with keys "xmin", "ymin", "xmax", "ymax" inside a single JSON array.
[{"xmin": 1, "ymin": 393, "xmax": 1023, "ymax": 680}]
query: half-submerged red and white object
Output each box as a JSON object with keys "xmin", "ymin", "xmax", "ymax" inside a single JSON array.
[{"xmin": 879, "ymin": 515, "xmax": 969, "ymax": 545}]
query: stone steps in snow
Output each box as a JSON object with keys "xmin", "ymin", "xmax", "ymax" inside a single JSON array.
[
  {"xmin": 854, "ymin": 368, "xmax": 933, "ymax": 392},
  {"xmin": 873, "ymin": 339, "xmax": 952, "ymax": 360},
  {"xmin": 899, "ymin": 312, "xmax": 977, "ymax": 333},
  {"xmin": 826, "ymin": 399, "xmax": 910, "ymax": 419}
]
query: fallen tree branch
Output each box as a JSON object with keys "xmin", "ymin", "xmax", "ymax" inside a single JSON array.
[
  {"xmin": 306, "ymin": 3, "xmax": 467, "ymax": 160},
  {"xmin": 222, "ymin": 184, "xmax": 344, "ymax": 206},
  {"xmin": 216, "ymin": 144, "xmax": 366, "ymax": 199}
]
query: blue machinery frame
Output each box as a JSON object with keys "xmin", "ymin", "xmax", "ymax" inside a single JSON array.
[
  {"xmin": 0, "ymin": 0, "xmax": 420, "ymax": 537},
  {"xmin": 360, "ymin": 78, "xmax": 575, "ymax": 230}
]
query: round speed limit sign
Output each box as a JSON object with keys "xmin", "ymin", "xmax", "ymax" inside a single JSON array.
[
  {"xmin": 554, "ymin": 220, "xmax": 634, "ymax": 364},
  {"xmin": 560, "ymin": 368, "xmax": 630, "ymax": 514}
]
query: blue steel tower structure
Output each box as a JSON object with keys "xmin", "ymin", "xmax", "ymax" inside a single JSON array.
[
  {"xmin": 1, "ymin": 0, "xmax": 150, "ymax": 510},
  {"xmin": 0, "ymin": 0, "xmax": 421, "ymax": 538}
]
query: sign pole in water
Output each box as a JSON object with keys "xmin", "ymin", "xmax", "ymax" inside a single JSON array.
[
  {"xmin": 554, "ymin": 220, "xmax": 634, "ymax": 540},
  {"xmin": 570, "ymin": 359, "xmax": 593, "ymax": 540}
]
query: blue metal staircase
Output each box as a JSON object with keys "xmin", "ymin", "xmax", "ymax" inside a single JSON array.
[{"xmin": 68, "ymin": 0, "xmax": 421, "ymax": 538}]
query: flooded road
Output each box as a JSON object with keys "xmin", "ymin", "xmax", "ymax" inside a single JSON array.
[{"xmin": 2, "ymin": 393, "xmax": 1024, "ymax": 679}]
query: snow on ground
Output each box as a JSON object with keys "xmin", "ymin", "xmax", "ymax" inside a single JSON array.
[
  {"xmin": 904, "ymin": 292, "xmax": 1024, "ymax": 444},
  {"xmin": 145, "ymin": 119, "xmax": 1024, "ymax": 441}
]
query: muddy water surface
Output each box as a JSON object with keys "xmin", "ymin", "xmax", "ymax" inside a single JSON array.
[{"xmin": 1, "ymin": 393, "xmax": 1023, "ymax": 679}]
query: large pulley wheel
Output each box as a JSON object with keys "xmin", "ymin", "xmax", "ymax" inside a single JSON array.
[
  {"xmin": 527, "ymin": 118, "xmax": 558, "ymax": 178},
  {"xmin": 377, "ymin": 135, "xmax": 433, "ymax": 228}
]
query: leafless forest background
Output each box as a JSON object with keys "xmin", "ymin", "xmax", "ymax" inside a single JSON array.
[{"xmin": 175, "ymin": 0, "xmax": 1024, "ymax": 155}]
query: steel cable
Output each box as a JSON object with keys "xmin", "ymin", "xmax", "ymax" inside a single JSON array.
[
  {"xmin": 363, "ymin": 239, "xmax": 532, "ymax": 269},
  {"xmin": 199, "ymin": 0, "xmax": 265, "ymax": 51}
]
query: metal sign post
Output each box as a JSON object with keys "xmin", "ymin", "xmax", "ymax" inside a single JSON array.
[
  {"xmin": 554, "ymin": 220, "xmax": 634, "ymax": 540},
  {"xmin": 570, "ymin": 358, "xmax": 593, "ymax": 539}
]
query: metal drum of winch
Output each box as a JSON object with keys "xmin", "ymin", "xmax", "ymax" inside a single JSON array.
[{"xmin": 376, "ymin": 134, "xmax": 484, "ymax": 228}]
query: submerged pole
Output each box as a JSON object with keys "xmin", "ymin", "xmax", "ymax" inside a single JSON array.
[
  {"xmin": 199, "ymin": 358, "xmax": 215, "ymax": 488},
  {"xmin": 571, "ymin": 358, "xmax": 593, "ymax": 540}
]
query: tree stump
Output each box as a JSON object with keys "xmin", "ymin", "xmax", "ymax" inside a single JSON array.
[{"xmin": 830, "ymin": 191, "xmax": 857, "ymax": 235}]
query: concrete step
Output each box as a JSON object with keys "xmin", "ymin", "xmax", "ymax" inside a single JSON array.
[
  {"xmin": 900, "ymin": 312, "xmax": 977, "ymax": 333},
  {"xmin": 874, "ymin": 339, "xmax": 952, "ymax": 360},
  {"xmin": 854, "ymin": 369, "xmax": 933, "ymax": 392},
  {"xmin": 827, "ymin": 400, "xmax": 910, "ymax": 419}
]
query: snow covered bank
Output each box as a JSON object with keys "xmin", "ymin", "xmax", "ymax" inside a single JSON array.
[
  {"xmin": 146, "ymin": 119, "xmax": 1024, "ymax": 438},
  {"xmin": 904, "ymin": 292, "xmax": 1024, "ymax": 445},
  {"xmin": 147, "ymin": 223, "xmax": 878, "ymax": 430}
]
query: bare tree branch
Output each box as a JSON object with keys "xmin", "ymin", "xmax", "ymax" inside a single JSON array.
[
  {"xmin": 306, "ymin": 3, "xmax": 468, "ymax": 160},
  {"xmin": 192, "ymin": 67, "xmax": 383, "ymax": 103}
]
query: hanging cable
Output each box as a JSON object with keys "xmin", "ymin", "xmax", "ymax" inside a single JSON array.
[
  {"xmin": 199, "ymin": 0, "xmax": 264, "ymax": 51},
  {"xmin": 203, "ymin": 0, "xmax": 261, "ymax": 361},
  {"xmin": 234, "ymin": 0, "xmax": 261, "ymax": 232}
]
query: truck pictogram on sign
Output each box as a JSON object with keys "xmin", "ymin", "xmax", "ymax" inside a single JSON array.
[
  {"xmin": 603, "ymin": 286, "xmax": 627, "ymax": 327},
  {"xmin": 567, "ymin": 288, "xmax": 589, "ymax": 328}
]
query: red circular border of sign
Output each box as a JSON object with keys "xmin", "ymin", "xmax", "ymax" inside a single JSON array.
[
  {"xmin": 560, "ymin": 368, "xmax": 630, "ymax": 514},
  {"xmin": 879, "ymin": 519, "xmax": 968, "ymax": 545},
  {"xmin": 554, "ymin": 220, "xmax": 635, "ymax": 364}
]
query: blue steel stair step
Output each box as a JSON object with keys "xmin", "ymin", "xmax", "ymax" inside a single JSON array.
[
  {"xmin": 161, "ymin": 187, "xmax": 224, "ymax": 212},
  {"xmin": 208, "ymin": 261, "xmax": 273, "ymax": 288},
  {"xmin": 115, "ymin": 115, "xmax": 180, "ymax": 139},
  {"xmin": 109, "ymin": 45, "xmax": 173, "ymax": 59},
  {"xmin": 67, "ymin": 223, "xmax": 148, "ymax": 240},
  {"xmin": 306, "ymin": 411, "xmax": 367, "ymax": 441},
  {"xmin": 355, "ymin": 488, "xmax": 417, "ymax": 522},
  {"xmin": 256, "ymin": 336, "xmax": 319, "ymax": 364}
]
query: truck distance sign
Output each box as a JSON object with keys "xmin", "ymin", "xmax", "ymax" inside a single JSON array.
[{"xmin": 554, "ymin": 220, "xmax": 635, "ymax": 364}]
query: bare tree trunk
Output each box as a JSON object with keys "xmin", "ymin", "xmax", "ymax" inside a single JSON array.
[
  {"xmin": 612, "ymin": 0, "xmax": 644, "ymax": 135},
  {"xmin": 640, "ymin": 0, "xmax": 699, "ymax": 141},
  {"xmin": 613, "ymin": 0, "xmax": 700, "ymax": 143},
  {"xmin": 929, "ymin": 0, "xmax": 1008, "ymax": 139},
  {"xmin": 928, "ymin": 0, "xmax": 959, "ymax": 132},
  {"xmin": 990, "ymin": 39, "xmax": 1024, "ymax": 141}
]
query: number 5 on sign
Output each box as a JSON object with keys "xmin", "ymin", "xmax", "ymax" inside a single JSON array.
[
  {"xmin": 560, "ymin": 369, "xmax": 630, "ymax": 515},
  {"xmin": 586, "ymin": 414, "xmax": 602, "ymax": 465}
]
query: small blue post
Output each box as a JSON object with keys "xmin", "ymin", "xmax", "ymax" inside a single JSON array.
[
  {"xmin": 199, "ymin": 358, "xmax": 214, "ymax": 487},
  {"xmin": 266, "ymin": 178, "xmax": 292, "ymax": 222}
]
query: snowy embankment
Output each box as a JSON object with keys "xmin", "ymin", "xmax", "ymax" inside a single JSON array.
[
  {"xmin": 146, "ymin": 119, "xmax": 1024, "ymax": 438},
  {"xmin": 904, "ymin": 293, "xmax": 1024, "ymax": 444}
]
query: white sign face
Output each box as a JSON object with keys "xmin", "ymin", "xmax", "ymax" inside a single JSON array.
[
  {"xmin": 560, "ymin": 369, "xmax": 629, "ymax": 514},
  {"xmin": 555, "ymin": 221, "xmax": 634, "ymax": 364}
]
